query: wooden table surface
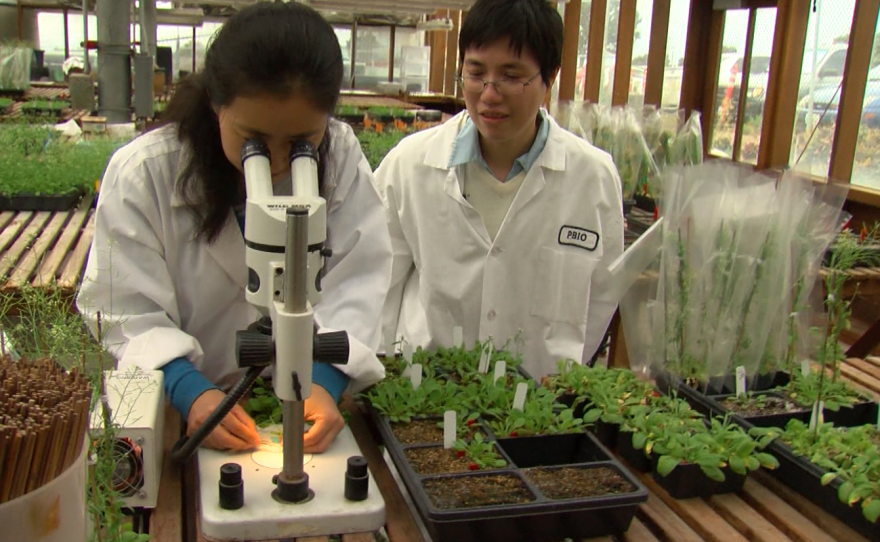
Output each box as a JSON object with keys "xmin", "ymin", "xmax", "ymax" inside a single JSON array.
[{"xmin": 149, "ymin": 396, "xmax": 871, "ymax": 542}]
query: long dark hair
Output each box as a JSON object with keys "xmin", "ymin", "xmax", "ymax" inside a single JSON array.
[{"xmin": 161, "ymin": 2, "xmax": 343, "ymax": 243}]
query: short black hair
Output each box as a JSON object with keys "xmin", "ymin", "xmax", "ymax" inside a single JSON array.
[{"xmin": 459, "ymin": 0, "xmax": 563, "ymax": 85}]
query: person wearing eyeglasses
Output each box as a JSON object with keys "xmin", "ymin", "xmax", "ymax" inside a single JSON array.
[{"xmin": 372, "ymin": 0, "xmax": 624, "ymax": 378}]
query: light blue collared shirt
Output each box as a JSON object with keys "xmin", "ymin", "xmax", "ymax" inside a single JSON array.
[{"xmin": 448, "ymin": 110, "xmax": 550, "ymax": 182}]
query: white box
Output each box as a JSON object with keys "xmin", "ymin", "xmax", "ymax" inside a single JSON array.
[{"xmin": 89, "ymin": 368, "xmax": 165, "ymax": 509}]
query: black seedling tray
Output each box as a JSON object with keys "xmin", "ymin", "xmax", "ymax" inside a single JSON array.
[
  {"xmin": 0, "ymin": 189, "xmax": 83, "ymax": 211},
  {"xmin": 767, "ymin": 438, "xmax": 880, "ymax": 541},
  {"xmin": 373, "ymin": 413, "xmax": 648, "ymax": 542},
  {"xmin": 656, "ymin": 371, "xmax": 877, "ymax": 430}
]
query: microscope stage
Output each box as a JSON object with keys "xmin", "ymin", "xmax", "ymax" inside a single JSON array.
[{"xmin": 198, "ymin": 425, "xmax": 385, "ymax": 541}]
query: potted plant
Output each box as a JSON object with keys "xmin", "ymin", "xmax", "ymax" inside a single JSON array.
[
  {"xmin": 0, "ymin": 123, "xmax": 125, "ymax": 210},
  {"xmin": 765, "ymin": 419, "xmax": 880, "ymax": 540}
]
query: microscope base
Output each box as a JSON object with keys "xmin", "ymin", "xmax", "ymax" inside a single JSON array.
[{"xmin": 197, "ymin": 425, "xmax": 385, "ymax": 541}]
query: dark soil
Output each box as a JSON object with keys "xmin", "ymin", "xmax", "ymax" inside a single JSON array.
[
  {"xmin": 423, "ymin": 473, "xmax": 535, "ymax": 509},
  {"xmin": 524, "ymin": 466, "xmax": 634, "ymax": 500},
  {"xmin": 405, "ymin": 446, "xmax": 475, "ymax": 475},
  {"xmin": 392, "ymin": 419, "xmax": 444, "ymax": 444},
  {"xmin": 392, "ymin": 418, "xmax": 477, "ymax": 445},
  {"xmin": 719, "ymin": 394, "xmax": 802, "ymax": 417}
]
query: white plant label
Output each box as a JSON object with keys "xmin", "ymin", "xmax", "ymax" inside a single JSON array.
[
  {"xmin": 494, "ymin": 360, "xmax": 506, "ymax": 384},
  {"xmin": 809, "ymin": 400, "xmax": 824, "ymax": 430},
  {"xmin": 384, "ymin": 330, "xmax": 395, "ymax": 358},
  {"xmin": 479, "ymin": 343, "xmax": 493, "ymax": 374},
  {"xmin": 410, "ymin": 364, "xmax": 422, "ymax": 390},
  {"xmin": 513, "ymin": 382, "xmax": 528, "ymax": 411},
  {"xmin": 453, "ymin": 326, "xmax": 463, "ymax": 348},
  {"xmin": 801, "ymin": 359, "xmax": 811, "ymax": 377},
  {"xmin": 444, "ymin": 410, "xmax": 456, "ymax": 449},
  {"xmin": 403, "ymin": 343, "xmax": 414, "ymax": 363},
  {"xmin": 735, "ymin": 366, "xmax": 746, "ymax": 397}
]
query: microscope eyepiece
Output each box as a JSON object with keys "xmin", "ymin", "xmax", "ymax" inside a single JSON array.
[
  {"xmin": 241, "ymin": 138, "xmax": 270, "ymax": 166},
  {"xmin": 289, "ymin": 140, "xmax": 318, "ymax": 163}
]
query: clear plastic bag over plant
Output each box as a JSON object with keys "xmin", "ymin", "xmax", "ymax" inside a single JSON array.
[
  {"xmin": 668, "ymin": 111, "xmax": 704, "ymax": 167},
  {"xmin": 0, "ymin": 44, "xmax": 31, "ymax": 91},
  {"xmin": 614, "ymin": 164, "xmax": 848, "ymax": 389}
]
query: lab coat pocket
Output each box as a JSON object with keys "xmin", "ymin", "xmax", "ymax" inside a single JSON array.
[{"xmin": 530, "ymin": 247, "xmax": 599, "ymax": 327}]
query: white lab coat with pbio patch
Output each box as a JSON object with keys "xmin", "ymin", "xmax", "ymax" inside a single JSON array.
[
  {"xmin": 76, "ymin": 119, "xmax": 392, "ymax": 394},
  {"xmin": 373, "ymin": 111, "xmax": 624, "ymax": 379}
]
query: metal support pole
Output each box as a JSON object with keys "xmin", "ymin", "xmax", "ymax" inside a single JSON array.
[{"xmin": 97, "ymin": 0, "xmax": 132, "ymax": 123}]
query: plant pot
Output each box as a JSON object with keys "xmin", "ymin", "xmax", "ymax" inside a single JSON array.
[
  {"xmin": 494, "ymin": 432, "xmax": 610, "ymax": 468},
  {"xmin": 652, "ymin": 460, "xmax": 746, "ymax": 499},
  {"xmin": 0, "ymin": 190, "xmax": 83, "ymax": 211},
  {"xmin": 616, "ymin": 431, "xmax": 654, "ymax": 473},
  {"xmin": 822, "ymin": 400, "xmax": 879, "ymax": 427},
  {"xmin": 767, "ymin": 439, "xmax": 880, "ymax": 540},
  {"xmin": 633, "ymin": 194, "xmax": 656, "ymax": 213},
  {"xmin": 590, "ymin": 420, "xmax": 620, "ymax": 449}
]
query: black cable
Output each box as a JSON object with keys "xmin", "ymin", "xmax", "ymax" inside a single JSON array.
[{"xmin": 170, "ymin": 365, "xmax": 264, "ymax": 462}]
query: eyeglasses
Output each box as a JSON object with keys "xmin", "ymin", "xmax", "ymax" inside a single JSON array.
[{"xmin": 456, "ymin": 72, "xmax": 542, "ymax": 96}]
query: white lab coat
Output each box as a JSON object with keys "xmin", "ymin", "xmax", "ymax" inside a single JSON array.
[
  {"xmin": 374, "ymin": 111, "xmax": 624, "ymax": 378},
  {"xmin": 77, "ymin": 120, "xmax": 391, "ymax": 393}
]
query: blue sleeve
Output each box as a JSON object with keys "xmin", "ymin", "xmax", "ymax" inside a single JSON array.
[
  {"xmin": 312, "ymin": 363, "xmax": 350, "ymax": 403},
  {"xmin": 161, "ymin": 358, "xmax": 218, "ymax": 418}
]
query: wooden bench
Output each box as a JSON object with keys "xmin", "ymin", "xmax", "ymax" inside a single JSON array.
[
  {"xmin": 0, "ymin": 194, "xmax": 95, "ymax": 295},
  {"xmin": 149, "ymin": 397, "xmax": 870, "ymax": 542}
]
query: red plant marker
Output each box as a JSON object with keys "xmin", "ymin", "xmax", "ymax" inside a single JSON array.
[
  {"xmin": 456, "ymin": 450, "xmax": 466, "ymax": 458},
  {"xmin": 509, "ymin": 431, "xmax": 518, "ymax": 437},
  {"xmin": 466, "ymin": 419, "xmax": 476, "ymax": 426},
  {"xmin": 468, "ymin": 463, "xmax": 479, "ymax": 471}
]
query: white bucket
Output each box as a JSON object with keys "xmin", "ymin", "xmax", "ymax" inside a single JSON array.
[{"xmin": 0, "ymin": 439, "xmax": 88, "ymax": 542}]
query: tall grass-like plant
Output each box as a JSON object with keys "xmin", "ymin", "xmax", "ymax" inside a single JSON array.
[{"xmin": 0, "ymin": 285, "xmax": 148, "ymax": 542}]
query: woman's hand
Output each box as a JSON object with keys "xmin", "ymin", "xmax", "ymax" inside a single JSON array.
[
  {"xmin": 188, "ymin": 389, "xmax": 262, "ymax": 451},
  {"xmin": 303, "ymin": 384, "xmax": 345, "ymax": 453}
]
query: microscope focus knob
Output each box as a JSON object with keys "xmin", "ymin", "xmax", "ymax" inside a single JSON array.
[
  {"xmin": 313, "ymin": 330, "xmax": 350, "ymax": 365},
  {"xmin": 236, "ymin": 330, "xmax": 274, "ymax": 368}
]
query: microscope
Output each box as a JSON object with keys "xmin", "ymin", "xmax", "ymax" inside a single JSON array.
[{"xmin": 174, "ymin": 139, "xmax": 385, "ymax": 540}]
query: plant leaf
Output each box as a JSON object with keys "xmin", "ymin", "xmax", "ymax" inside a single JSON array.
[
  {"xmin": 838, "ymin": 481, "xmax": 856, "ymax": 504},
  {"xmin": 820, "ymin": 472, "xmax": 838, "ymax": 486},
  {"xmin": 656, "ymin": 455, "xmax": 680, "ymax": 477},
  {"xmin": 863, "ymin": 498, "xmax": 880, "ymax": 523}
]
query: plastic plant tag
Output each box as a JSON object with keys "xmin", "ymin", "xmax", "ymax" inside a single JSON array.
[
  {"xmin": 478, "ymin": 343, "xmax": 493, "ymax": 374},
  {"xmin": 403, "ymin": 343, "xmax": 413, "ymax": 363},
  {"xmin": 384, "ymin": 330, "xmax": 395, "ymax": 358},
  {"xmin": 809, "ymin": 400, "xmax": 824, "ymax": 430},
  {"xmin": 453, "ymin": 326, "xmax": 463, "ymax": 348},
  {"xmin": 735, "ymin": 366, "xmax": 746, "ymax": 397},
  {"xmin": 444, "ymin": 410, "xmax": 456, "ymax": 449},
  {"xmin": 410, "ymin": 364, "xmax": 422, "ymax": 390},
  {"xmin": 513, "ymin": 382, "xmax": 528, "ymax": 411},
  {"xmin": 493, "ymin": 360, "xmax": 506, "ymax": 384},
  {"xmin": 801, "ymin": 359, "xmax": 811, "ymax": 377}
]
